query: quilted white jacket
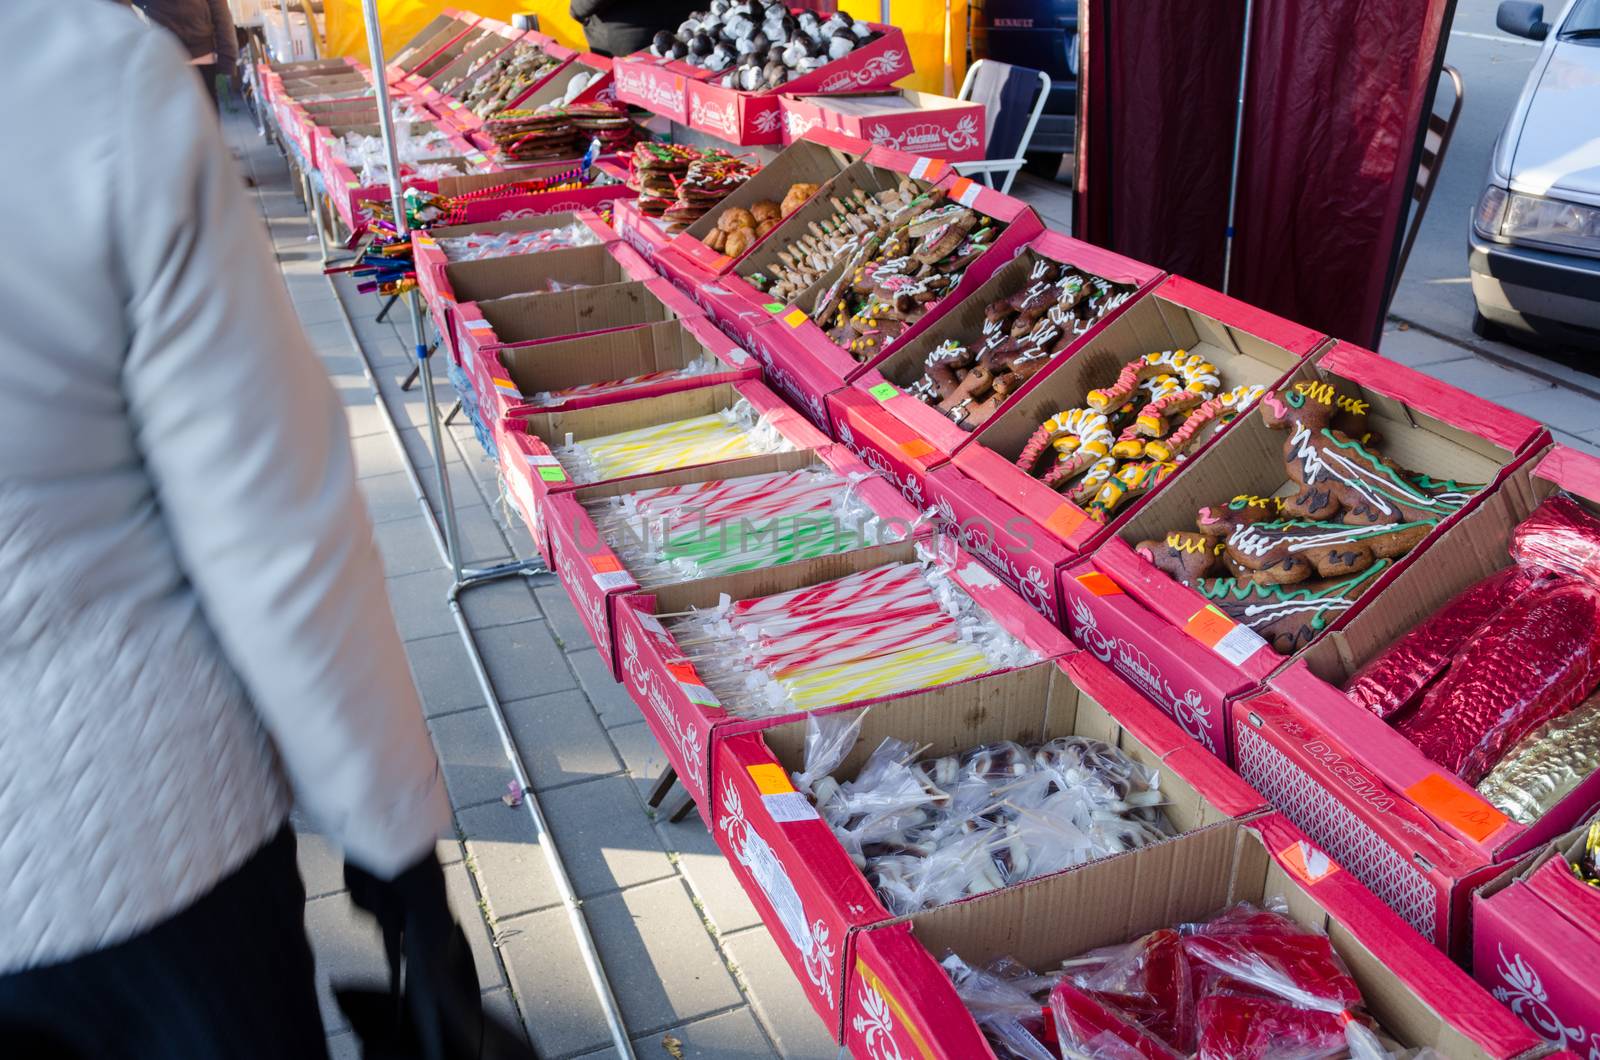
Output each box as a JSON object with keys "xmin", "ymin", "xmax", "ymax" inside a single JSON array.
[{"xmin": 0, "ymin": 1, "xmax": 450, "ymax": 972}]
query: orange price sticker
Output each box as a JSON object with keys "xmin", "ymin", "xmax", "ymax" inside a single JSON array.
[
  {"xmin": 589, "ymin": 554, "xmax": 624, "ymax": 573},
  {"xmin": 665, "ymin": 660, "xmax": 703, "ymax": 686},
  {"xmin": 746, "ymin": 762, "xmax": 794, "ymax": 796},
  {"xmin": 1075, "ymin": 571, "xmax": 1123, "ymax": 597},
  {"xmin": 1044, "ymin": 503, "xmax": 1087, "ymax": 541},
  {"xmin": 1184, "ymin": 605, "xmax": 1236, "ymax": 648},
  {"xmin": 1406, "ymin": 773, "xmax": 1511, "ymax": 843},
  {"xmin": 898, "ymin": 438, "xmax": 936, "ymax": 460},
  {"xmin": 1278, "ymin": 840, "xmax": 1339, "ymax": 886},
  {"xmin": 783, "ymin": 308, "xmax": 808, "ymax": 328}
]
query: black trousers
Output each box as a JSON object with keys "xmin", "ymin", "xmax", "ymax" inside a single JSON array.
[{"xmin": 0, "ymin": 825, "xmax": 328, "ymax": 1059}]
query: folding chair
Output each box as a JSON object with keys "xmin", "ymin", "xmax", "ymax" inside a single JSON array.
[{"xmin": 954, "ymin": 58, "xmax": 1052, "ymax": 195}]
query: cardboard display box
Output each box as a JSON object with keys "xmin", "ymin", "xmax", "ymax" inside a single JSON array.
[
  {"xmin": 412, "ymin": 209, "xmax": 618, "ymax": 325},
  {"xmin": 612, "ymin": 198, "xmax": 675, "ymax": 268},
  {"xmin": 1059, "ymin": 342, "xmax": 1547, "ymax": 759},
  {"xmin": 424, "ymin": 240, "xmax": 654, "ymax": 363},
  {"xmin": 423, "ymin": 154, "xmax": 633, "ymax": 229},
  {"xmin": 616, "ymin": 21, "xmax": 911, "ymax": 145},
  {"xmin": 471, "ymin": 314, "xmax": 758, "ymax": 429},
  {"xmin": 429, "ymin": 31, "xmax": 579, "ymax": 132},
  {"xmin": 463, "ymin": 53, "xmax": 618, "ymax": 162},
  {"xmin": 404, "ymin": 22, "xmax": 494, "ymax": 89},
  {"xmin": 728, "ymin": 166, "xmax": 1045, "ymax": 429},
  {"xmin": 385, "ymin": 11, "xmax": 478, "ymax": 81},
  {"xmin": 314, "ymin": 120, "xmax": 487, "ymax": 235},
  {"xmin": 543, "ymin": 443, "xmax": 918, "ymax": 673},
  {"xmin": 1474, "ymin": 825, "xmax": 1600, "ymax": 1054},
  {"xmin": 497, "ymin": 380, "xmax": 828, "ymax": 565},
  {"xmin": 843, "ymin": 815, "xmax": 1548, "ymax": 1058},
  {"xmin": 417, "ymin": 18, "xmax": 520, "ymax": 101},
  {"xmin": 707, "ymin": 644, "xmax": 1264, "ymax": 1036},
  {"xmin": 780, "ymin": 91, "xmax": 987, "ymax": 163},
  {"xmin": 1233, "ymin": 445, "xmax": 1600, "ymax": 951},
  {"xmin": 657, "ymin": 130, "xmax": 870, "ymax": 279},
  {"xmin": 829, "ymin": 232, "xmax": 1166, "ymax": 524}
]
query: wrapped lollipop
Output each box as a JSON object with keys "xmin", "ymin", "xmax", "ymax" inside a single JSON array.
[{"xmin": 553, "ymin": 398, "xmax": 793, "ymax": 484}]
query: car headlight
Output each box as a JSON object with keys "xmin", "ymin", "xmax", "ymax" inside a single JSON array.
[
  {"xmin": 1474, "ymin": 185, "xmax": 1507, "ymax": 239},
  {"xmin": 1499, "ymin": 191, "xmax": 1600, "ymax": 255}
]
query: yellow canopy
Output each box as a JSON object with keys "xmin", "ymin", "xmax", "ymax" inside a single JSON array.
[{"xmin": 322, "ymin": 1, "xmax": 966, "ymax": 96}]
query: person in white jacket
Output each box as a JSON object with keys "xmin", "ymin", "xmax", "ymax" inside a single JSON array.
[{"xmin": 0, "ymin": 1, "xmax": 464, "ymax": 1055}]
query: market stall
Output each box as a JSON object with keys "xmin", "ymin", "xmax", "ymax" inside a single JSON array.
[{"xmin": 255, "ymin": 6, "xmax": 1600, "ymax": 1056}]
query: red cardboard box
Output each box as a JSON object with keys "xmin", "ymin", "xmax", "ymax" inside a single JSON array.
[
  {"xmin": 472, "ymin": 314, "xmax": 758, "ymax": 428},
  {"xmin": 656, "ymin": 130, "xmax": 870, "ymax": 280},
  {"xmin": 844, "ymin": 815, "xmax": 1547, "ymax": 1059},
  {"xmin": 614, "ymin": 533, "xmax": 1076, "ymax": 812},
  {"xmin": 708, "ymin": 644, "xmax": 1264, "ymax": 1036},
  {"xmin": 1234, "ymin": 446, "xmax": 1600, "ymax": 951},
  {"xmin": 1060, "ymin": 342, "xmax": 1547, "ymax": 759},
  {"xmin": 1475, "ymin": 828, "xmax": 1600, "ymax": 1054},
  {"xmin": 412, "ymin": 210, "xmax": 617, "ymax": 326},
  {"xmin": 829, "ymin": 231, "xmax": 1164, "ymax": 519},
  {"xmin": 543, "ymin": 443, "xmax": 918, "ymax": 672},
  {"xmin": 780, "ymin": 90, "xmax": 987, "ymax": 162},
  {"xmin": 497, "ymin": 380, "xmax": 827, "ymax": 565},
  {"xmin": 735, "ymin": 164, "xmax": 1046, "ymax": 429},
  {"xmin": 423, "ymin": 241, "xmax": 654, "ymax": 366}
]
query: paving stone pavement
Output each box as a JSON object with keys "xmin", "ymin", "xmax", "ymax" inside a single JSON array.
[
  {"xmin": 226, "ymin": 116, "xmax": 842, "ymax": 1059},
  {"xmin": 236, "ymin": 111, "xmax": 1600, "ymax": 1060}
]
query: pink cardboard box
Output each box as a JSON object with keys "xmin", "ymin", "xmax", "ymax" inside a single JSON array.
[
  {"xmin": 611, "ymin": 198, "xmax": 675, "ymax": 268},
  {"xmin": 313, "ymin": 121, "xmax": 486, "ymax": 235},
  {"xmin": 830, "ymin": 231, "xmax": 1164, "ymax": 524},
  {"xmin": 412, "ymin": 209, "xmax": 617, "ymax": 328},
  {"xmin": 471, "ymin": 315, "xmax": 758, "ymax": 430},
  {"xmin": 949, "ymin": 273, "xmax": 1323, "ymax": 555},
  {"xmin": 497, "ymin": 380, "xmax": 827, "ymax": 566},
  {"xmin": 1060, "ymin": 342, "xmax": 1548, "ymax": 759},
  {"xmin": 735, "ymin": 165, "xmax": 1045, "ymax": 429},
  {"xmin": 656, "ymin": 129, "xmax": 870, "ymax": 279},
  {"xmin": 780, "ymin": 90, "xmax": 987, "ymax": 162},
  {"xmin": 1237, "ymin": 446, "xmax": 1600, "ymax": 949},
  {"xmin": 612, "ymin": 53, "xmax": 704, "ymax": 124},
  {"xmin": 433, "ymin": 31, "xmax": 579, "ymax": 132},
  {"xmin": 708, "ymin": 642, "xmax": 1265, "ymax": 1038},
  {"xmin": 1475, "ymin": 830, "xmax": 1600, "ymax": 1054},
  {"xmin": 385, "ymin": 11, "xmax": 478, "ymax": 82},
  {"xmin": 844, "ymin": 814, "xmax": 1547, "ymax": 1059},
  {"xmin": 425, "ymin": 240, "xmax": 654, "ymax": 367},
  {"xmin": 413, "ymin": 17, "xmax": 522, "ymax": 108},
  {"xmin": 401, "ymin": 20, "xmax": 494, "ymax": 93},
  {"xmin": 424, "ymin": 155, "xmax": 634, "ymax": 228},
  {"xmin": 543, "ymin": 443, "xmax": 918, "ymax": 673}
]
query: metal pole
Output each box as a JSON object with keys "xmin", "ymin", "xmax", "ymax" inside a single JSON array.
[
  {"xmin": 353, "ymin": 6, "xmax": 636, "ymax": 1057},
  {"xmin": 1220, "ymin": 0, "xmax": 1254, "ymax": 294}
]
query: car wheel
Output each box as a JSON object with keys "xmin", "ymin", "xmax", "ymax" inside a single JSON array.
[{"xmin": 1471, "ymin": 310, "xmax": 1506, "ymax": 342}]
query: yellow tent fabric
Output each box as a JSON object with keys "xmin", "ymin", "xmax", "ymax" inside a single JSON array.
[{"xmin": 323, "ymin": 2, "xmax": 967, "ymax": 96}]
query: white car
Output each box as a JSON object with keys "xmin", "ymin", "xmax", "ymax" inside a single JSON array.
[{"xmin": 1471, "ymin": 0, "xmax": 1600, "ymax": 348}]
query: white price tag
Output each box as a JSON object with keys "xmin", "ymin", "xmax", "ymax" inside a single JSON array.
[
  {"xmin": 956, "ymin": 180, "xmax": 983, "ymax": 207},
  {"xmin": 636, "ymin": 612, "xmax": 666, "ymax": 635},
  {"xmin": 1214, "ymin": 623, "xmax": 1270, "ymax": 666},
  {"xmin": 763, "ymin": 792, "xmax": 820, "ymax": 824},
  {"xmin": 593, "ymin": 570, "xmax": 636, "ymax": 592},
  {"xmin": 527, "ymin": 453, "xmax": 561, "ymax": 466}
]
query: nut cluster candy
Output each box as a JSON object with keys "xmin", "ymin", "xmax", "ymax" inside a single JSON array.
[{"xmin": 648, "ymin": 1, "xmax": 880, "ymax": 89}]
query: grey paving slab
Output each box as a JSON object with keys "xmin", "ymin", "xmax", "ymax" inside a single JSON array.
[
  {"xmin": 293, "ymin": 825, "xmax": 346, "ymax": 900},
  {"xmin": 583, "ymin": 878, "xmax": 744, "ymax": 1037},
  {"xmin": 304, "ymin": 892, "xmax": 386, "ymax": 1036},
  {"xmin": 481, "ymin": 987, "xmax": 526, "ymax": 1043},
  {"xmin": 1376, "ymin": 325, "xmax": 1472, "ymax": 369},
  {"xmin": 1422, "ymin": 356, "xmax": 1550, "ymax": 401},
  {"xmin": 458, "ymin": 801, "xmax": 561, "ymax": 922},
  {"xmin": 343, "ymin": 394, "xmax": 396, "ymax": 439},
  {"xmin": 569, "ymin": 647, "xmax": 640, "ymax": 729},
  {"xmin": 540, "ymin": 775, "xmax": 675, "ymax": 897},
  {"xmin": 360, "ymin": 469, "xmax": 427, "ymax": 525},
  {"xmin": 535, "ymin": 581, "xmax": 599, "ymax": 653},
  {"xmin": 385, "ymin": 568, "xmax": 459, "ymax": 642},
  {"xmin": 655, "ymin": 814, "xmax": 763, "ymax": 937},
  {"xmin": 576, "ymin": 1008, "xmax": 777, "ymax": 1060},
  {"xmin": 720, "ymin": 928, "xmax": 841, "ymax": 1059},
  {"xmin": 498, "ymin": 904, "xmax": 613, "ymax": 1057},
  {"xmin": 1491, "ymin": 384, "xmax": 1600, "ymax": 437},
  {"xmin": 352, "ymin": 430, "xmax": 415, "ymax": 480},
  {"xmin": 429, "ymin": 706, "xmax": 519, "ymax": 810},
  {"xmin": 455, "ymin": 576, "xmax": 544, "ymax": 634},
  {"xmin": 444, "ymin": 859, "xmax": 508, "ymax": 992},
  {"xmin": 376, "ymin": 515, "xmax": 448, "ymax": 577},
  {"xmin": 303, "ymin": 318, "xmax": 358, "ymax": 354},
  {"xmin": 1556, "ymin": 429, "xmax": 1600, "ymax": 456},
  {"xmin": 503, "ymin": 689, "xmax": 624, "ymax": 792},
  {"xmin": 294, "ymin": 296, "xmax": 350, "ymax": 328},
  {"xmin": 610, "ymin": 719, "xmax": 672, "ymax": 807},
  {"xmin": 474, "ymin": 619, "xmax": 580, "ymax": 700},
  {"xmin": 404, "ymin": 633, "xmax": 489, "ymax": 718}
]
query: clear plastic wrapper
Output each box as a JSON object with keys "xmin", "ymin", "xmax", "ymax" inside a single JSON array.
[
  {"xmin": 335, "ymin": 122, "xmax": 462, "ymax": 185},
  {"xmin": 942, "ymin": 953, "xmax": 1060, "ymax": 1060},
  {"xmin": 586, "ymin": 467, "xmax": 910, "ymax": 585},
  {"xmin": 436, "ymin": 222, "xmax": 600, "ymax": 262},
  {"xmin": 551, "ymin": 398, "xmax": 793, "ymax": 485},
  {"xmin": 1509, "ymin": 493, "xmax": 1600, "ymax": 584},
  {"xmin": 663, "ymin": 552, "xmax": 1037, "ymax": 718}
]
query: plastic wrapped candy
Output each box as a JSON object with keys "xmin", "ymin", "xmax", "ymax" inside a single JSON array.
[
  {"xmin": 435, "ymin": 222, "xmax": 600, "ymax": 262},
  {"xmin": 1477, "ymin": 690, "xmax": 1600, "ymax": 823},
  {"xmin": 942, "ymin": 953, "xmax": 1060, "ymax": 1060},
  {"xmin": 1509, "ymin": 493, "xmax": 1600, "ymax": 583},
  {"xmin": 1395, "ymin": 578, "xmax": 1600, "ymax": 783}
]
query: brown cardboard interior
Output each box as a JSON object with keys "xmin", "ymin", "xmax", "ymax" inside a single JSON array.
[
  {"xmin": 391, "ymin": 16, "xmax": 464, "ymax": 71},
  {"xmin": 756, "ymin": 666, "xmax": 1225, "ymax": 840},
  {"xmin": 496, "ymin": 319, "xmax": 708, "ymax": 392},
  {"xmin": 1302, "ymin": 456, "xmax": 1588, "ymax": 684},
  {"xmin": 304, "ymin": 100, "xmax": 378, "ymax": 117},
  {"xmin": 427, "ymin": 213, "xmax": 587, "ymax": 243},
  {"xmin": 732, "ymin": 160, "xmax": 933, "ymax": 307},
  {"xmin": 282, "ymin": 79, "xmax": 372, "ymax": 99},
  {"xmin": 480, "ymin": 281, "xmax": 677, "ymax": 344},
  {"xmin": 903, "ymin": 823, "xmax": 1496, "ymax": 1057},
  {"xmin": 272, "ymin": 59, "xmax": 352, "ymax": 75},
  {"xmin": 518, "ymin": 381, "xmax": 758, "ymax": 448},
  {"xmin": 1116, "ymin": 361, "xmax": 1515, "ymax": 549},
  {"xmin": 516, "ymin": 63, "xmax": 595, "ymax": 111},
  {"xmin": 415, "ymin": 26, "xmax": 491, "ymax": 79},
  {"xmin": 325, "ymin": 121, "xmax": 441, "ymax": 138},
  {"xmin": 445, "ymin": 244, "xmax": 629, "ymax": 303},
  {"xmin": 429, "ymin": 33, "xmax": 510, "ymax": 92},
  {"xmin": 974, "ymin": 290, "xmax": 1308, "ymax": 460},
  {"xmin": 681, "ymin": 139, "xmax": 860, "ymax": 244}
]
